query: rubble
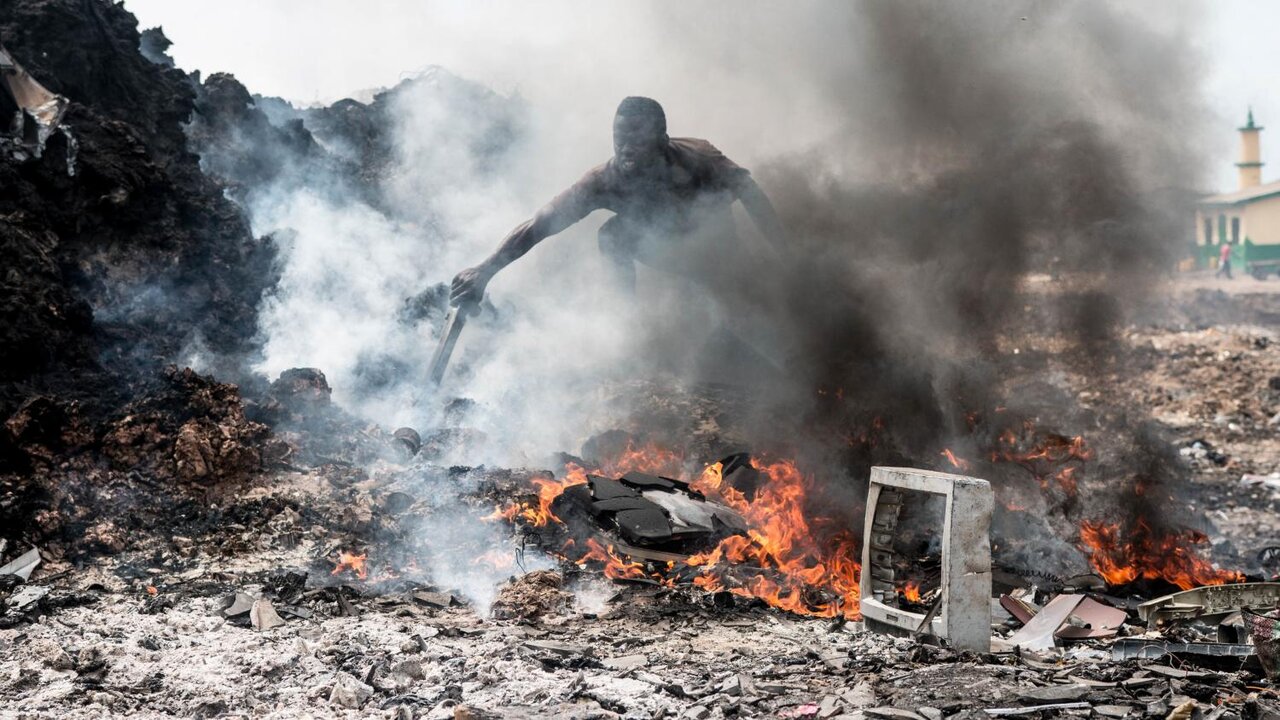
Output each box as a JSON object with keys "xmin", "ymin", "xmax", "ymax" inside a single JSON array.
[
  {"xmin": 1006, "ymin": 594, "xmax": 1086, "ymax": 652},
  {"xmin": 491, "ymin": 571, "xmax": 572, "ymax": 621},
  {"xmin": 0, "ymin": 547, "xmax": 40, "ymax": 580},
  {"xmin": 3, "ymin": 0, "xmax": 1280, "ymax": 718},
  {"xmin": 1138, "ymin": 581, "xmax": 1280, "ymax": 627}
]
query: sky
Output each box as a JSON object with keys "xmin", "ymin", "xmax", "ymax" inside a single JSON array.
[{"xmin": 123, "ymin": 0, "xmax": 1279, "ymax": 194}]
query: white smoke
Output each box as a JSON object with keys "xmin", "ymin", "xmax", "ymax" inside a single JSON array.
[
  {"xmin": 252, "ymin": 0, "xmax": 1207, "ymax": 464},
  {"xmin": 182, "ymin": 0, "xmax": 1217, "ymax": 592}
]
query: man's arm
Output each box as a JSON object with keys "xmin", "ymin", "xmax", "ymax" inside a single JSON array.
[
  {"xmin": 735, "ymin": 176, "xmax": 787, "ymax": 252},
  {"xmin": 450, "ymin": 173, "xmax": 602, "ymax": 305}
]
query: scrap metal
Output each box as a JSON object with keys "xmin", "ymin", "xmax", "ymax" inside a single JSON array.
[
  {"xmin": 1137, "ymin": 581, "xmax": 1280, "ymax": 628},
  {"xmin": 428, "ymin": 303, "xmax": 473, "ymax": 385},
  {"xmin": 0, "ymin": 42, "xmax": 68, "ymax": 147},
  {"xmin": 859, "ymin": 466, "xmax": 993, "ymax": 652}
]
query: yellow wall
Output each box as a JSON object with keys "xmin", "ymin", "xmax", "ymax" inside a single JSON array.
[
  {"xmin": 1240, "ymin": 165, "xmax": 1264, "ymax": 189},
  {"xmin": 1244, "ymin": 196, "xmax": 1280, "ymax": 245},
  {"xmin": 1201, "ymin": 197, "xmax": 1280, "ymax": 247},
  {"xmin": 1195, "ymin": 208, "xmax": 1245, "ymax": 246},
  {"xmin": 1240, "ymin": 129, "xmax": 1263, "ymax": 189}
]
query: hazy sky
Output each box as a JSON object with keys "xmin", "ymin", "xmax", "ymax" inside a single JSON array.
[{"xmin": 123, "ymin": 0, "xmax": 1278, "ymax": 192}]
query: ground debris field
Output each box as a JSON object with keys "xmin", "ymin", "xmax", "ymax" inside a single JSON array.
[
  {"xmin": 9, "ymin": 1, "xmax": 1280, "ymax": 719},
  {"xmin": 6, "ymin": 282, "xmax": 1280, "ymax": 719}
]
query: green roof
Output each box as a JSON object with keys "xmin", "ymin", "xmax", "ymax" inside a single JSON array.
[
  {"xmin": 1240, "ymin": 107, "xmax": 1264, "ymax": 132},
  {"xmin": 1201, "ymin": 180, "xmax": 1280, "ymax": 207}
]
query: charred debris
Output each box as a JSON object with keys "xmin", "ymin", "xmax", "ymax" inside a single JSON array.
[{"xmin": 2, "ymin": 1, "xmax": 1280, "ymax": 719}]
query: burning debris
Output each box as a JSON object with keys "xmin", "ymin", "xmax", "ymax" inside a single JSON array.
[
  {"xmin": 4, "ymin": 0, "xmax": 1280, "ymax": 718},
  {"xmin": 484, "ymin": 449, "xmax": 865, "ymax": 620}
]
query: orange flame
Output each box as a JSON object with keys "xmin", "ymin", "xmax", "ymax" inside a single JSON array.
[
  {"xmin": 600, "ymin": 440, "xmax": 686, "ymax": 477},
  {"xmin": 687, "ymin": 459, "xmax": 862, "ymax": 619},
  {"xmin": 991, "ymin": 424, "xmax": 1092, "ymax": 495},
  {"xmin": 579, "ymin": 538, "xmax": 659, "ymax": 582},
  {"xmin": 1079, "ymin": 518, "xmax": 1244, "ymax": 590},
  {"xmin": 331, "ymin": 550, "xmax": 368, "ymax": 581},
  {"xmin": 940, "ymin": 449, "xmax": 970, "ymax": 471},
  {"xmin": 902, "ymin": 581, "xmax": 922, "ymax": 603},
  {"xmin": 485, "ymin": 441, "xmax": 688, "ymax": 527},
  {"xmin": 489, "ymin": 450, "xmax": 863, "ymax": 619}
]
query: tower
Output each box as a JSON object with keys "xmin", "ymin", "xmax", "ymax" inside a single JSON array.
[{"xmin": 1238, "ymin": 108, "xmax": 1264, "ymax": 190}]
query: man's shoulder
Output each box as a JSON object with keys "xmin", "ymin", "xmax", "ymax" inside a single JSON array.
[
  {"xmin": 669, "ymin": 137, "xmax": 727, "ymax": 160},
  {"xmin": 668, "ymin": 137, "xmax": 749, "ymax": 185},
  {"xmin": 569, "ymin": 159, "xmax": 616, "ymax": 193},
  {"xmin": 539, "ymin": 159, "xmax": 614, "ymax": 219}
]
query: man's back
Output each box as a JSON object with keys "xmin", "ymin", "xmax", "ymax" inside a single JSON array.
[
  {"xmin": 449, "ymin": 96, "xmax": 785, "ymax": 306},
  {"xmin": 543, "ymin": 137, "xmax": 752, "ymax": 235}
]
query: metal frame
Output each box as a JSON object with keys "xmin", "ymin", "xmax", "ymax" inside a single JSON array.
[{"xmin": 859, "ymin": 466, "xmax": 993, "ymax": 652}]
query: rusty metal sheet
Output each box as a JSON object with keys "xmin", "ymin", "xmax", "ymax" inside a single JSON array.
[
  {"xmin": 1056, "ymin": 597, "xmax": 1127, "ymax": 640},
  {"xmin": 1000, "ymin": 594, "xmax": 1036, "ymax": 625},
  {"xmin": 1007, "ymin": 594, "xmax": 1083, "ymax": 651}
]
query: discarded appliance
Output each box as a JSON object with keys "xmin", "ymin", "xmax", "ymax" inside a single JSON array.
[
  {"xmin": 859, "ymin": 466, "xmax": 993, "ymax": 652},
  {"xmin": 1111, "ymin": 637, "xmax": 1257, "ymax": 665},
  {"xmin": 1137, "ymin": 581, "xmax": 1280, "ymax": 628}
]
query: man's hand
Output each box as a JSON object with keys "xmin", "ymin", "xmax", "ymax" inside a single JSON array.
[{"xmin": 450, "ymin": 265, "xmax": 494, "ymax": 307}]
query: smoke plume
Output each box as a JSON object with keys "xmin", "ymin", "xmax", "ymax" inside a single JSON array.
[{"xmin": 187, "ymin": 0, "xmax": 1212, "ymax": 580}]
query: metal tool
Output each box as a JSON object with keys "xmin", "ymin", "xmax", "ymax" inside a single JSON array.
[{"xmin": 428, "ymin": 302, "xmax": 474, "ymax": 385}]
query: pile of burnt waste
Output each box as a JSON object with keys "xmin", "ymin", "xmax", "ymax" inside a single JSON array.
[
  {"xmin": 4, "ymin": 452, "xmax": 1280, "ymax": 717},
  {"xmin": 0, "ymin": 0, "xmax": 287, "ymax": 553},
  {"xmin": 555, "ymin": 471, "xmax": 747, "ymax": 549},
  {"xmin": 0, "ymin": 0, "xmax": 276, "ymax": 403},
  {"xmin": 0, "ymin": 0, "xmax": 481, "ymax": 565}
]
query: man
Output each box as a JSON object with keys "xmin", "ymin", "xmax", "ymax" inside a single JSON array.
[
  {"xmin": 450, "ymin": 96, "xmax": 786, "ymax": 305},
  {"xmin": 1216, "ymin": 241, "xmax": 1233, "ymax": 280}
]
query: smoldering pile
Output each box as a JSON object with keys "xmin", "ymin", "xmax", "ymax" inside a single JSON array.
[
  {"xmin": 6, "ymin": 0, "xmax": 1280, "ymax": 718},
  {"xmin": 0, "ymin": 0, "xmax": 506, "ymax": 551}
]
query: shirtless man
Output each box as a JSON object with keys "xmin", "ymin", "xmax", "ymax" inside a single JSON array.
[{"xmin": 449, "ymin": 96, "xmax": 786, "ymax": 306}]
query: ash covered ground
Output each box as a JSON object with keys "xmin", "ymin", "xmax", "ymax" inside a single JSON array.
[
  {"xmin": 4, "ymin": 1, "xmax": 1280, "ymax": 718},
  {"xmin": 7, "ymin": 282, "xmax": 1280, "ymax": 720}
]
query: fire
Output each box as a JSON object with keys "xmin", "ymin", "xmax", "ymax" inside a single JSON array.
[
  {"xmin": 1079, "ymin": 518, "xmax": 1244, "ymax": 590},
  {"xmin": 991, "ymin": 424, "xmax": 1092, "ymax": 495},
  {"xmin": 485, "ymin": 467, "xmax": 588, "ymax": 527},
  {"xmin": 901, "ymin": 581, "xmax": 922, "ymax": 603},
  {"xmin": 600, "ymin": 440, "xmax": 685, "ymax": 477},
  {"xmin": 940, "ymin": 448, "xmax": 970, "ymax": 471},
  {"xmin": 331, "ymin": 550, "xmax": 368, "ymax": 581},
  {"xmin": 579, "ymin": 538, "xmax": 659, "ymax": 582},
  {"xmin": 686, "ymin": 459, "xmax": 862, "ymax": 619},
  {"xmin": 488, "ymin": 448, "xmax": 864, "ymax": 620},
  {"xmin": 485, "ymin": 441, "xmax": 687, "ymax": 528}
]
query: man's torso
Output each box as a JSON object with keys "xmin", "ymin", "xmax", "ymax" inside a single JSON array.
[{"xmin": 545, "ymin": 137, "xmax": 750, "ymax": 237}]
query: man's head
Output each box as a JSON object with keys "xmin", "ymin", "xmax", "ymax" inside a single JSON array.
[{"xmin": 613, "ymin": 96, "xmax": 667, "ymax": 176}]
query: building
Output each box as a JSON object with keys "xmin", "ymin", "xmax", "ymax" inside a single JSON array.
[{"xmin": 1195, "ymin": 109, "xmax": 1280, "ymax": 276}]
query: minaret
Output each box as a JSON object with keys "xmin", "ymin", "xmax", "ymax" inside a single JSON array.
[{"xmin": 1238, "ymin": 107, "xmax": 1264, "ymax": 190}]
